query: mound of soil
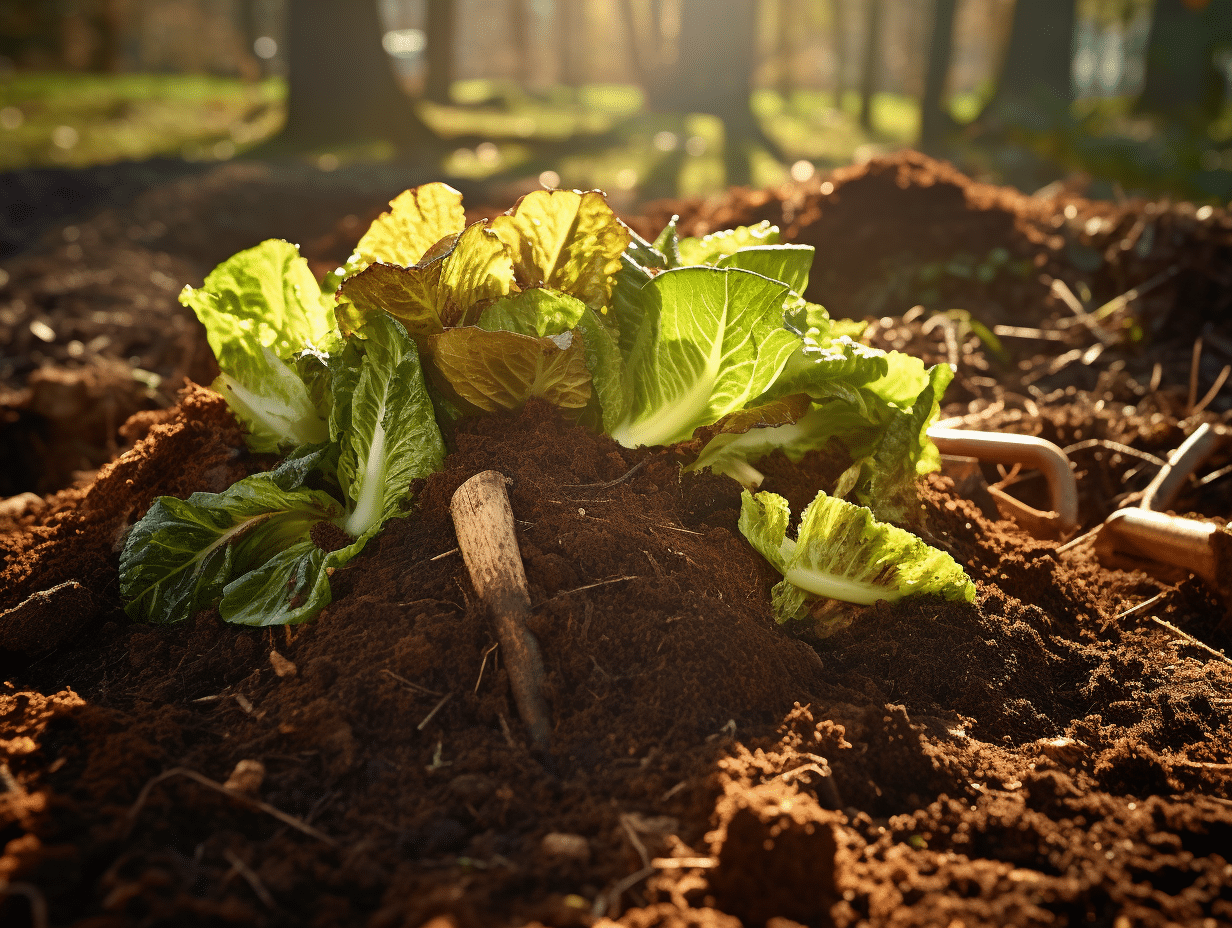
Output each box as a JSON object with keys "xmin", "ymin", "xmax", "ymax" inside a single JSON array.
[{"xmin": 0, "ymin": 151, "xmax": 1230, "ymax": 927}]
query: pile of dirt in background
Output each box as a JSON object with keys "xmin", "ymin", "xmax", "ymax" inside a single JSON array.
[{"xmin": 0, "ymin": 151, "xmax": 1229, "ymax": 927}]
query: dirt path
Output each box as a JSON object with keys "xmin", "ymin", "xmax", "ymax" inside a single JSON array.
[{"xmin": 0, "ymin": 152, "xmax": 1229, "ymax": 927}]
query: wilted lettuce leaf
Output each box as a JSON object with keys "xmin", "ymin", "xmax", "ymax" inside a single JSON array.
[
  {"xmin": 334, "ymin": 314, "xmax": 447, "ymax": 538},
  {"xmin": 739, "ymin": 489, "xmax": 975, "ymax": 631},
  {"xmin": 337, "ymin": 222, "xmax": 515, "ymax": 336},
  {"xmin": 426, "ymin": 326, "xmax": 592, "ymax": 415},
  {"xmin": 336, "ymin": 260, "xmax": 446, "ymax": 337},
  {"xmin": 180, "ymin": 240, "xmax": 334, "ymax": 452},
  {"xmin": 490, "ymin": 189, "xmax": 629, "ymax": 310},
  {"xmin": 610, "ymin": 266, "xmax": 801, "ymax": 448},
  {"xmin": 677, "ymin": 220, "xmax": 781, "ymax": 266},
  {"xmin": 120, "ymin": 465, "xmax": 346, "ymax": 626},
  {"xmin": 478, "ymin": 288, "xmax": 587, "ymax": 337},
  {"xmin": 353, "ymin": 183, "xmax": 466, "ymax": 270}
]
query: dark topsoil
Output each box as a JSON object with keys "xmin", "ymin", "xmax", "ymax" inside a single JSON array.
[{"xmin": 0, "ymin": 151, "xmax": 1231, "ymax": 928}]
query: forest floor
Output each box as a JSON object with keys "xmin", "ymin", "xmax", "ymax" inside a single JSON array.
[{"xmin": 0, "ymin": 151, "xmax": 1230, "ymax": 927}]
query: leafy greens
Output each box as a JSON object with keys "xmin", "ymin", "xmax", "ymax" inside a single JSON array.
[{"xmin": 125, "ymin": 181, "xmax": 964, "ymax": 631}]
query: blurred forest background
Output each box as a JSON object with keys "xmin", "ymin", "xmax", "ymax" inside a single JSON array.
[{"xmin": 2, "ymin": 0, "xmax": 1232, "ymax": 206}]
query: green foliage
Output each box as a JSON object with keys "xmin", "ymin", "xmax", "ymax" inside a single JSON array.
[
  {"xmin": 738, "ymin": 489, "xmax": 976, "ymax": 633},
  {"xmin": 126, "ymin": 182, "xmax": 959, "ymax": 630}
]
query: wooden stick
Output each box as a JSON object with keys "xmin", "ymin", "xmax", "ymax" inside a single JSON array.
[{"xmin": 451, "ymin": 471, "xmax": 552, "ymax": 752}]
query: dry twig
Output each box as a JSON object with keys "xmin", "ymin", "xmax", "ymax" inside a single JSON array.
[{"xmin": 127, "ymin": 767, "xmax": 337, "ymax": 845}]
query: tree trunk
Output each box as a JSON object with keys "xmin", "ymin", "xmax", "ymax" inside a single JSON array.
[
  {"xmin": 980, "ymin": 0, "xmax": 1077, "ymax": 128},
  {"xmin": 424, "ymin": 0, "xmax": 456, "ymax": 104},
  {"xmin": 283, "ymin": 0, "xmax": 433, "ymax": 148},
  {"xmin": 776, "ymin": 0, "xmax": 797, "ymax": 103},
  {"xmin": 858, "ymin": 0, "xmax": 883, "ymax": 130},
  {"xmin": 830, "ymin": 0, "xmax": 846, "ymax": 108},
  {"xmin": 511, "ymin": 0, "xmax": 532, "ymax": 88},
  {"xmin": 1136, "ymin": 0, "xmax": 1227, "ymax": 125},
  {"xmin": 919, "ymin": 0, "xmax": 957, "ymax": 150}
]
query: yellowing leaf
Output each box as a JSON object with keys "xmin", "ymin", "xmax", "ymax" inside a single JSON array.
[
  {"xmin": 337, "ymin": 261, "xmax": 446, "ymax": 336},
  {"xmin": 354, "ymin": 183, "xmax": 466, "ymax": 269},
  {"xmin": 490, "ymin": 189, "xmax": 628, "ymax": 310},
  {"xmin": 439, "ymin": 222, "xmax": 517, "ymax": 326},
  {"xmin": 425, "ymin": 327, "xmax": 592, "ymax": 414},
  {"xmin": 337, "ymin": 222, "xmax": 515, "ymax": 336}
]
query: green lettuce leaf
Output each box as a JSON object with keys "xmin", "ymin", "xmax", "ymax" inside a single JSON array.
[
  {"xmin": 717, "ymin": 244, "xmax": 814, "ymax": 296},
  {"xmin": 575, "ymin": 307, "xmax": 629, "ymax": 433},
  {"xmin": 477, "ymin": 288, "xmax": 587, "ymax": 337},
  {"xmin": 120, "ymin": 465, "xmax": 346, "ymax": 626},
  {"xmin": 353, "ymin": 182, "xmax": 467, "ymax": 270},
  {"xmin": 180, "ymin": 240, "xmax": 334, "ymax": 451},
  {"xmin": 651, "ymin": 215, "xmax": 682, "ymax": 268},
  {"xmin": 490, "ymin": 189, "xmax": 629, "ymax": 310},
  {"xmin": 335, "ymin": 314, "xmax": 447, "ymax": 538},
  {"xmin": 739, "ymin": 489, "xmax": 975, "ymax": 630},
  {"xmin": 610, "ymin": 266, "xmax": 802, "ymax": 448},
  {"xmin": 677, "ymin": 220, "xmax": 781, "ymax": 266}
]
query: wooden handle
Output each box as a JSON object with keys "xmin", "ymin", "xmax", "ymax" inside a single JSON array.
[{"xmin": 450, "ymin": 471, "xmax": 551, "ymax": 752}]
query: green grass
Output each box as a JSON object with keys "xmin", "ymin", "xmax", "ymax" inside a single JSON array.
[
  {"xmin": 0, "ymin": 71, "xmax": 935, "ymax": 198},
  {"xmin": 0, "ymin": 72, "xmax": 284, "ymax": 170}
]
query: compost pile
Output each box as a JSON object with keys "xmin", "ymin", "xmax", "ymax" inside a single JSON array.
[{"xmin": 1, "ymin": 151, "xmax": 1231, "ymax": 928}]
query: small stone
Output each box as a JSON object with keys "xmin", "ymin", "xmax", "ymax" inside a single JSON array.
[
  {"xmin": 540, "ymin": 832, "xmax": 590, "ymax": 862},
  {"xmin": 269, "ymin": 649, "xmax": 297, "ymax": 677},
  {"xmin": 223, "ymin": 759, "xmax": 266, "ymax": 795}
]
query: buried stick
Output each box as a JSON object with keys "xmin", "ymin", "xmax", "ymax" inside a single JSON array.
[{"xmin": 450, "ymin": 471, "xmax": 552, "ymax": 752}]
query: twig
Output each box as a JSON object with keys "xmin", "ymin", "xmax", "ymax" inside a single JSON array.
[
  {"xmin": 428, "ymin": 547, "xmax": 459, "ymax": 561},
  {"xmin": 1056, "ymin": 524, "xmax": 1101, "ymax": 555},
  {"xmin": 379, "ymin": 668, "xmax": 441, "ymax": 697},
  {"xmin": 497, "ymin": 712, "xmax": 516, "ymax": 749},
  {"xmin": 1092, "ymin": 265, "xmax": 1180, "ymax": 320},
  {"xmin": 1114, "ymin": 591, "xmax": 1167, "ymax": 620},
  {"xmin": 1187, "ymin": 364, "xmax": 1231, "ymax": 418},
  {"xmin": 1198, "ymin": 464, "xmax": 1232, "ymax": 487},
  {"xmin": 416, "ymin": 693, "xmax": 453, "ymax": 731},
  {"xmin": 541, "ymin": 575, "xmax": 638, "ymax": 601},
  {"xmin": 127, "ymin": 767, "xmax": 337, "ymax": 845},
  {"xmin": 1050, "ymin": 278, "xmax": 1117, "ymax": 346},
  {"xmin": 992, "ymin": 325, "xmax": 1068, "ymax": 342},
  {"xmin": 1188, "ymin": 337, "xmax": 1204, "ymax": 413},
  {"xmin": 651, "ymin": 856, "xmax": 718, "ymax": 869},
  {"xmin": 1149, "ymin": 616, "xmax": 1232, "ymax": 667},
  {"xmin": 620, "ymin": 815, "xmax": 652, "ymax": 869},
  {"xmin": 1062, "ymin": 439, "xmax": 1166, "ymax": 469},
  {"xmin": 593, "ymin": 866, "xmax": 656, "ymax": 919},
  {"xmin": 0, "ymin": 882, "xmax": 47, "ymax": 928},
  {"xmin": 223, "ymin": 849, "xmax": 277, "ymax": 910},
  {"xmin": 474, "ymin": 642, "xmax": 499, "ymax": 695},
  {"xmin": 563, "ymin": 457, "xmax": 647, "ymax": 490},
  {"xmin": 654, "ymin": 523, "xmax": 704, "ymax": 536}
]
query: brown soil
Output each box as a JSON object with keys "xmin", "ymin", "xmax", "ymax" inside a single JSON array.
[{"xmin": 0, "ymin": 151, "xmax": 1230, "ymax": 927}]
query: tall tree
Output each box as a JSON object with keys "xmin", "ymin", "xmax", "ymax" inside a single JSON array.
[
  {"xmin": 979, "ymin": 0, "xmax": 1077, "ymax": 128},
  {"xmin": 423, "ymin": 0, "xmax": 456, "ymax": 104},
  {"xmin": 282, "ymin": 0, "xmax": 434, "ymax": 148},
  {"xmin": 919, "ymin": 0, "xmax": 957, "ymax": 151},
  {"xmin": 829, "ymin": 0, "xmax": 846, "ymax": 108},
  {"xmin": 511, "ymin": 0, "xmax": 532, "ymax": 89},
  {"xmin": 776, "ymin": 0, "xmax": 799, "ymax": 103},
  {"xmin": 858, "ymin": 0, "xmax": 884, "ymax": 130},
  {"xmin": 1136, "ymin": 0, "xmax": 1229, "ymax": 125}
]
